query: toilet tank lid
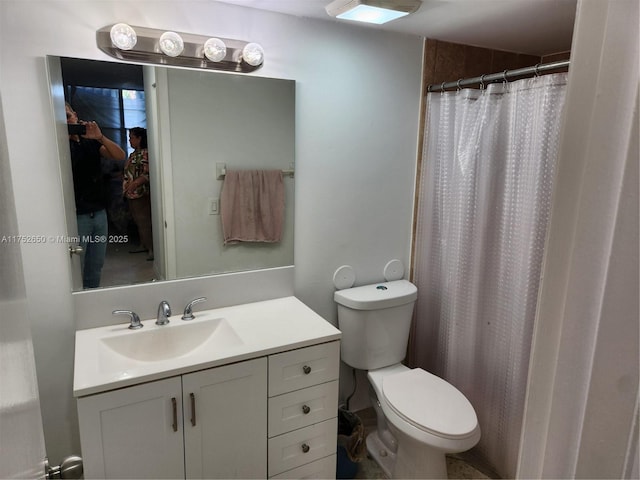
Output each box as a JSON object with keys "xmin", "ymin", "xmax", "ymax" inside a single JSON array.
[{"xmin": 334, "ymin": 280, "xmax": 417, "ymax": 310}]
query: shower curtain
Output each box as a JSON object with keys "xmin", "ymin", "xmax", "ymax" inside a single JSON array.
[{"xmin": 412, "ymin": 73, "xmax": 567, "ymax": 478}]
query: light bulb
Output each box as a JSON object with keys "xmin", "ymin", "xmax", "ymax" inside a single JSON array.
[
  {"xmin": 242, "ymin": 43, "xmax": 264, "ymax": 67},
  {"xmin": 203, "ymin": 38, "xmax": 227, "ymax": 62},
  {"xmin": 159, "ymin": 31, "xmax": 184, "ymax": 57},
  {"xmin": 110, "ymin": 23, "xmax": 137, "ymax": 50}
]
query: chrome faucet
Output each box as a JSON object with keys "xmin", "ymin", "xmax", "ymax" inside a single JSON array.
[
  {"xmin": 113, "ymin": 310, "xmax": 143, "ymax": 330},
  {"xmin": 156, "ymin": 300, "xmax": 171, "ymax": 326},
  {"xmin": 182, "ymin": 297, "xmax": 207, "ymax": 321}
]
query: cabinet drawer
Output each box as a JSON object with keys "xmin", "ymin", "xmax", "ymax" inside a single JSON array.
[
  {"xmin": 269, "ymin": 380, "xmax": 339, "ymax": 437},
  {"xmin": 269, "ymin": 454, "xmax": 336, "ymax": 479},
  {"xmin": 268, "ymin": 418, "xmax": 338, "ymax": 477},
  {"xmin": 269, "ymin": 342, "xmax": 340, "ymax": 396}
]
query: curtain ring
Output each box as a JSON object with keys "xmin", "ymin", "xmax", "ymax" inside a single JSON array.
[
  {"xmin": 534, "ymin": 63, "xmax": 541, "ymax": 77},
  {"xmin": 479, "ymin": 74, "xmax": 486, "ymax": 90},
  {"xmin": 456, "ymin": 79, "xmax": 463, "ymax": 91},
  {"xmin": 502, "ymin": 70, "xmax": 509, "ymax": 83},
  {"xmin": 441, "ymin": 81, "xmax": 446, "ymax": 93}
]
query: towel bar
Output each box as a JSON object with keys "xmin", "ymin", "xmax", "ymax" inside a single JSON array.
[{"xmin": 216, "ymin": 162, "xmax": 294, "ymax": 180}]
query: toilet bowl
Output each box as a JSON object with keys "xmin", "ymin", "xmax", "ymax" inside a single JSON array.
[
  {"xmin": 334, "ymin": 280, "xmax": 481, "ymax": 478},
  {"xmin": 366, "ymin": 364, "xmax": 480, "ymax": 478}
]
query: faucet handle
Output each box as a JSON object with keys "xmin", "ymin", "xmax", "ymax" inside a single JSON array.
[
  {"xmin": 182, "ymin": 297, "xmax": 207, "ymax": 321},
  {"xmin": 113, "ymin": 310, "xmax": 143, "ymax": 330}
]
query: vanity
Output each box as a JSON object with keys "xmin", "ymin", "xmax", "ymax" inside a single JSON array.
[{"xmin": 74, "ymin": 297, "xmax": 341, "ymax": 479}]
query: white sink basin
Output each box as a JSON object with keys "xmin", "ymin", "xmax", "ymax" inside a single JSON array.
[
  {"xmin": 74, "ymin": 297, "xmax": 342, "ymax": 397},
  {"xmin": 100, "ymin": 317, "xmax": 242, "ymax": 363}
]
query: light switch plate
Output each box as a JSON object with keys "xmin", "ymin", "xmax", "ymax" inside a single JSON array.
[{"xmin": 209, "ymin": 197, "xmax": 219, "ymax": 215}]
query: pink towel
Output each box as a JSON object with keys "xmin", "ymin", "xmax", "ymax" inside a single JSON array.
[{"xmin": 220, "ymin": 170, "xmax": 285, "ymax": 245}]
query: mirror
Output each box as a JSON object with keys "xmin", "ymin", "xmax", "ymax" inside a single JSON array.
[{"xmin": 50, "ymin": 56, "xmax": 295, "ymax": 291}]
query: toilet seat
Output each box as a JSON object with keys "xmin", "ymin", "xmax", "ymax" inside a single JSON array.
[{"xmin": 382, "ymin": 369, "xmax": 478, "ymax": 440}]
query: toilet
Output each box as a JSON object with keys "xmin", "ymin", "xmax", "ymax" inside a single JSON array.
[{"xmin": 334, "ymin": 279, "xmax": 480, "ymax": 479}]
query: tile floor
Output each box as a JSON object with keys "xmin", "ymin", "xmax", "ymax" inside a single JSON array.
[
  {"xmin": 101, "ymin": 240, "xmax": 156, "ymax": 288},
  {"xmin": 352, "ymin": 408, "xmax": 496, "ymax": 480}
]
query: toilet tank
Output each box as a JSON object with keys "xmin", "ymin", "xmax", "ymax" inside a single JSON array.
[{"xmin": 334, "ymin": 280, "xmax": 418, "ymax": 370}]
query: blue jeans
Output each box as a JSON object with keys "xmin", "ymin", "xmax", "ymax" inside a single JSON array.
[{"xmin": 77, "ymin": 209, "xmax": 108, "ymax": 288}]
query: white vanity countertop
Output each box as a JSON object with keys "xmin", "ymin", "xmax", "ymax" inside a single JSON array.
[{"xmin": 73, "ymin": 296, "xmax": 341, "ymax": 397}]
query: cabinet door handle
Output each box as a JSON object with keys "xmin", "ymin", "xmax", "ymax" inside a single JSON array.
[
  {"xmin": 302, "ymin": 404, "xmax": 311, "ymax": 414},
  {"xmin": 303, "ymin": 365, "xmax": 311, "ymax": 374},
  {"xmin": 190, "ymin": 393, "xmax": 196, "ymax": 426},
  {"xmin": 171, "ymin": 397, "xmax": 178, "ymax": 432},
  {"xmin": 301, "ymin": 443, "xmax": 310, "ymax": 453}
]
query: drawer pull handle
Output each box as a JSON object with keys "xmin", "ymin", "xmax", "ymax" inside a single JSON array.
[
  {"xmin": 303, "ymin": 365, "xmax": 311, "ymax": 375},
  {"xmin": 301, "ymin": 443, "xmax": 310, "ymax": 453},
  {"xmin": 190, "ymin": 392, "xmax": 196, "ymax": 426},
  {"xmin": 302, "ymin": 404, "xmax": 311, "ymax": 414},
  {"xmin": 171, "ymin": 397, "xmax": 178, "ymax": 432}
]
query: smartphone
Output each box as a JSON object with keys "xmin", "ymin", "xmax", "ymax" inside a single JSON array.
[{"xmin": 68, "ymin": 124, "xmax": 87, "ymax": 135}]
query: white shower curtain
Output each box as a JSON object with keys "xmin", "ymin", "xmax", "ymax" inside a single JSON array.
[{"xmin": 412, "ymin": 73, "xmax": 567, "ymax": 478}]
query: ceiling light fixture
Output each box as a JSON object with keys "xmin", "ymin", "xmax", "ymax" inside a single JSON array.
[
  {"xmin": 97, "ymin": 25, "xmax": 264, "ymax": 73},
  {"xmin": 325, "ymin": 0, "xmax": 422, "ymax": 24}
]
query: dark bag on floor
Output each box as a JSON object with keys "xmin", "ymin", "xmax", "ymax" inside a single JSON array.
[{"xmin": 337, "ymin": 407, "xmax": 366, "ymax": 462}]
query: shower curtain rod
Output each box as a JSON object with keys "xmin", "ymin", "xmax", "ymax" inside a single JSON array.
[{"xmin": 427, "ymin": 59, "xmax": 570, "ymax": 92}]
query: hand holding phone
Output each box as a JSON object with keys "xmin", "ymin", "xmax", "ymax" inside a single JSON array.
[
  {"xmin": 67, "ymin": 124, "xmax": 87, "ymax": 135},
  {"xmin": 83, "ymin": 121, "xmax": 102, "ymax": 139}
]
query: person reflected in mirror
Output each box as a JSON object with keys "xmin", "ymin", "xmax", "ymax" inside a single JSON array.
[
  {"xmin": 66, "ymin": 102, "xmax": 126, "ymax": 289},
  {"xmin": 123, "ymin": 127, "xmax": 153, "ymax": 261}
]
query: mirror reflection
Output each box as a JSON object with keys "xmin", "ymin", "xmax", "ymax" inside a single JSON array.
[{"xmin": 54, "ymin": 56, "xmax": 295, "ymax": 291}]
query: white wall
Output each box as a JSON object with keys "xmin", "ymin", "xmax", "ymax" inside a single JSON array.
[
  {"xmin": 0, "ymin": 0, "xmax": 422, "ymax": 463},
  {"xmin": 0, "ymin": 94, "xmax": 48, "ymax": 478},
  {"xmin": 518, "ymin": 0, "xmax": 639, "ymax": 477}
]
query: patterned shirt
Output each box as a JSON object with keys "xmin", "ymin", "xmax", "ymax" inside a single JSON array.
[{"xmin": 123, "ymin": 148, "xmax": 149, "ymax": 199}]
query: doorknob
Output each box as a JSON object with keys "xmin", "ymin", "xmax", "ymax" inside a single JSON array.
[{"xmin": 68, "ymin": 245, "xmax": 83, "ymax": 257}]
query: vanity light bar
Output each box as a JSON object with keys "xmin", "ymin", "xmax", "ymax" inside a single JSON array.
[{"xmin": 97, "ymin": 24, "xmax": 264, "ymax": 73}]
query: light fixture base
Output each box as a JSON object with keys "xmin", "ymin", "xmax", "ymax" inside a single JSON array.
[{"xmin": 97, "ymin": 25, "xmax": 263, "ymax": 73}]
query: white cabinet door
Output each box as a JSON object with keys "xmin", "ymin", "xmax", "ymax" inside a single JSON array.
[
  {"xmin": 183, "ymin": 358, "xmax": 268, "ymax": 479},
  {"xmin": 77, "ymin": 377, "xmax": 184, "ymax": 479}
]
